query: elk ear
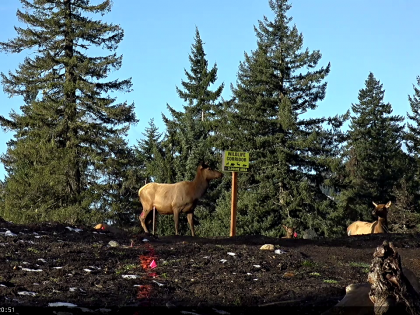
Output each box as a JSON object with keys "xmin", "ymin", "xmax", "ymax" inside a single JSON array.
[
  {"xmin": 385, "ymin": 201, "xmax": 392, "ymax": 208},
  {"xmin": 372, "ymin": 201, "xmax": 378, "ymax": 207}
]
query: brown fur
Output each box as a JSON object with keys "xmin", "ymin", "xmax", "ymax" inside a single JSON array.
[
  {"xmin": 347, "ymin": 201, "xmax": 391, "ymax": 236},
  {"xmin": 282, "ymin": 225, "xmax": 296, "ymax": 239},
  {"xmin": 138, "ymin": 163, "xmax": 223, "ymax": 236}
]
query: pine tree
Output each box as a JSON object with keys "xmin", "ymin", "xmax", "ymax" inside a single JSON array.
[
  {"xmin": 0, "ymin": 0, "xmax": 137, "ymax": 223},
  {"xmin": 403, "ymin": 76, "xmax": 420, "ymax": 214},
  {"xmin": 209, "ymin": 0, "xmax": 348, "ymax": 237},
  {"xmin": 163, "ymin": 27, "xmax": 224, "ymax": 179},
  {"xmin": 157, "ymin": 27, "xmax": 226, "ymax": 236},
  {"xmin": 340, "ymin": 72, "xmax": 405, "ymax": 223}
]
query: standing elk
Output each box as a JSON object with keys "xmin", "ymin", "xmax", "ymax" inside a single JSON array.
[
  {"xmin": 347, "ymin": 201, "xmax": 391, "ymax": 236},
  {"xmin": 138, "ymin": 162, "xmax": 223, "ymax": 236}
]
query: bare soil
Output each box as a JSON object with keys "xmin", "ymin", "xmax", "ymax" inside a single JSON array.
[{"xmin": 1, "ymin": 218, "xmax": 420, "ymax": 315}]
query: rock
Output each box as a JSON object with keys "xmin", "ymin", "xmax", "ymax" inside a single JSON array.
[
  {"xmin": 108, "ymin": 241, "xmax": 119, "ymax": 247},
  {"xmin": 303, "ymin": 229, "xmax": 318, "ymax": 239},
  {"xmin": 260, "ymin": 244, "xmax": 275, "ymax": 250}
]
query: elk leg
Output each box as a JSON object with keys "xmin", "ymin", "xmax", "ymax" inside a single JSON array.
[
  {"xmin": 173, "ymin": 210, "xmax": 180, "ymax": 236},
  {"xmin": 187, "ymin": 213, "xmax": 195, "ymax": 237},
  {"xmin": 139, "ymin": 208, "xmax": 152, "ymax": 233}
]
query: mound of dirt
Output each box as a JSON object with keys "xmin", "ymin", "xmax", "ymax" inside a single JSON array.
[{"xmin": 1, "ymin": 219, "xmax": 420, "ymax": 315}]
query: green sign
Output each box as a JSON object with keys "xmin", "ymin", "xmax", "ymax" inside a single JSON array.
[{"xmin": 222, "ymin": 151, "xmax": 249, "ymax": 172}]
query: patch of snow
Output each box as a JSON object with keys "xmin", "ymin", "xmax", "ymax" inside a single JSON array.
[
  {"xmin": 83, "ymin": 269, "xmax": 92, "ymax": 272},
  {"xmin": 21, "ymin": 268, "xmax": 43, "ymax": 272},
  {"xmin": 5, "ymin": 230, "xmax": 17, "ymax": 237},
  {"xmin": 142, "ymin": 238, "xmax": 149, "ymax": 242},
  {"xmin": 65, "ymin": 227, "xmax": 83, "ymax": 232},
  {"xmin": 53, "ymin": 267, "xmax": 63, "ymax": 269},
  {"xmin": 18, "ymin": 291, "xmax": 37, "ymax": 296},
  {"xmin": 122, "ymin": 275, "xmax": 138, "ymax": 279},
  {"xmin": 220, "ymin": 259, "xmax": 227, "ymax": 263},
  {"xmin": 69, "ymin": 287, "xmax": 77, "ymax": 292},
  {"xmin": 37, "ymin": 258, "xmax": 47, "ymax": 263},
  {"xmin": 48, "ymin": 302, "xmax": 77, "ymax": 307},
  {"xmin": 253, "ymin": 265, "xmax": 261, "ymax": 268},
  {"xmin": 213, "ymin": 308, "xmax": 230, "ymax": 315},
  {"xmin": 227, "ymin": 252, "xmax": 236, "ymax": 256}
]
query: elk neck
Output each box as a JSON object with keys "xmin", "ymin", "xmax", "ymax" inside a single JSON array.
[
  {"xmin": 373, "ymin": 216, "xmax": 388, "ymax": 233},
  {"xmin": 191, "ymin": 171, "xmax": 210, "ymax": 199}
]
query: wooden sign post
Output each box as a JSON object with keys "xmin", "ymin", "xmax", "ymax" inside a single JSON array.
[{"xmin": 222, "ymin": 151, "xmax": 249, "ymax": 237}]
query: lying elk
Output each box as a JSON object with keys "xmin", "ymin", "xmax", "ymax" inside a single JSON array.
[
  {"xmin": 347, "ymin": 201, "xmax": 391, "ymax": 236},
  {"xmin": 138, "ymin": 163, "xmax": 223, "ymax": 236},
  {"xmin": 282, "ymin": 225, "xmax": 297, "ymax": 239}
]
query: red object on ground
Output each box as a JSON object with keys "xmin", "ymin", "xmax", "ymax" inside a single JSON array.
[{"xmin": 137, "ymin": 243, "xmax": 158, "ymax": 300}]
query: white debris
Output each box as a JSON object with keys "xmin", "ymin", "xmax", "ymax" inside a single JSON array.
[
  {"xmin": 253, "ymin": 279, "xmax": 258, "ymax": 281},
  {"xmin": 0, "ymin": 284, "xmax": 7, "ymax": 287},
  {"xmin": 33, "ymin": 283, "xmax": 40, "ymax": 285},
  {"xmin": 48, "ymin": 302, "xmax": 78, "ymax": 307},
  {"xmin": 69, "ymin": 287, "xmax": 77, "ymax": 292},
  {"xmin": 253, "ymin": 265, "xmax": 261, "ymax": 268},
  {"xmin": 220, "ymin": 259, "xmax": 227, "ymax": 263},
  {"xmin": 203, "ymin": 256, "xmax": 210, "ymax": 259},
  {"xmin": 22, "ymin": 262, "xmax": 29, "ymax": 265},
  {"xmin": 275, "ymin": 249, "xmax": 287, "ymax": 255},
  {"xmin": 84, "ymin": 269, "xmax": 92, "ymax": 273},
  {"xmin": 89, "ymin": 266, "xmax": 101, "ymax": 270},
  {"xmin": 142, "ymin": 238, "xmax": 150, "ymax": 242},
  {"xmin": 122, "ymin": 275, "xmax": 138, "ymax": 279},
  {"xmin": 21, "ymin": 268, "xmax": 43, "ymax": 272},
  {"xmin": 152, "ymin": 280, "xmax": 164, "ymax": 287},
  {"xmin": 227, "ymin": 252, "xmax": 236, "ymax": 256},
  {"xmin": 37, "ymin": 258, "xmax": 47, "ymax": 263},
  {"xmin": 53, "ymin": 267, "xmax": 63, "ymax": 269},
  {"xmin": 65, "ymin": 227, "xmax": 83, "ymax": 233},
  {"xmin": 5, "ymin": 230, "xmax": 17, "ymax": 237},
  {"xmin": 213, "ymin": 308, "xmax": 230, "ymax": 315},
  {"xmin": 247, "ymin": 273, "xmax": 252, "ymax": 275},
  {"xmin": 18, "ymin": 291, "xmax": 37, "ymax": 296}
]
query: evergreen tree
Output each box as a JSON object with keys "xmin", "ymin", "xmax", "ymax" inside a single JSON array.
[
  {"xmin": 0, "ymin": 0, "xmax": 137, "ymax": 224},
  {"xmin": 209, "ymin": 0, "xmax": 348, "ymax": 237},
  {"xmin": 403, "ymin": 76, "xmax": 420, "ymax": 213},
  {"xmin": 157, "ymin": 27, "xmax": 226, "ymax": 236},
  {"xmin": 340, "ymin": 72, "xmax": 405, "ymax": 223},
  {"xmin": 163, "ymin": 27, "xmax": 224, "ymax": 179}
]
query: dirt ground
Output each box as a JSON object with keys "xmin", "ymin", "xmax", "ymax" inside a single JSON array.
[{"xmin": 1, "ymin": 218, "xmax": 420, "ymax": 315}]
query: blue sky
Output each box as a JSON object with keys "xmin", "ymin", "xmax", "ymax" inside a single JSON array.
[{"xmin": 0, "ymin": 0, "xmax": 419, "ymax": 180}]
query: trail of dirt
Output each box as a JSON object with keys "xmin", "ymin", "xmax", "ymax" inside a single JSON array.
[{"xmin": 0, "ymin": 219, "xmax": 419, "ymax": 314}]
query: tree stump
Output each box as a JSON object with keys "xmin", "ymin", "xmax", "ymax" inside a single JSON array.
[{"xmin": 368, "ymin": 240, "xmax": 420, "ymax": 315}]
